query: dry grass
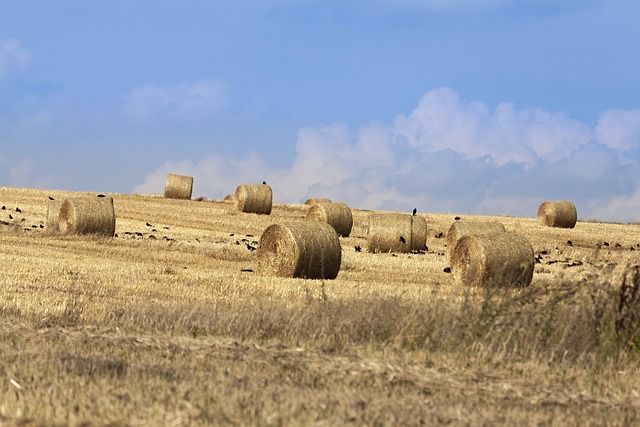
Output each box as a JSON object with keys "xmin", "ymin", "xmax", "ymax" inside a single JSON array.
[{"xmin": 2, "ymin": 186, "xmax": 640, "ymax": 425}]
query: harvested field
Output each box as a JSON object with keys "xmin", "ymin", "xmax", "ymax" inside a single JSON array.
[{"xmin": 2, "ymin": 186, "xmax": 640, "ymax": 425}]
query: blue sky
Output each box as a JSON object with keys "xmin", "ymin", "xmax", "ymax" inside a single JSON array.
[{"xmin": 2, "ymin": 0, "xmax": 640, "ymax": 222}]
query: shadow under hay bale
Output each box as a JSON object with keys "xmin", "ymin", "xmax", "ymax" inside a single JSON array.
[
  {"xmin": 305, "ymin": 201, "xmax": 353, "ymax": 237},
  {"xmin": 537, "ymin": 200, "xmax": 577, "ymax": 228},
  {"xmin": 367, "ymin": 213, "xmax": 427, "ymax": 253},
  {"xmin": 446, "ymin": 220, "xmax": 506, "ymax": 261},
  {"xmin": 164, "ymin": 174, "xmax": 193, "ymax": 200},
  {"xmin": 235, "ymin": 184, "xmax": 273, "ymax": 215},
  {"xmin": 451, "ymin": 231, "xmax": 534, "ymax": 288},
  {"xmin": 45, "ymin": 200, "xmax": 63, "ymax": 234},
  {"xmin": 58, "ymin": 197, "xmax": 116, "ymax": 236},
  {"xmin": 257, "ymin": 221, "xmax": 341, "ymax": 279},
  {"xmin": 304, "ymin": 198, "xmax": 332, "ymax": 207}
]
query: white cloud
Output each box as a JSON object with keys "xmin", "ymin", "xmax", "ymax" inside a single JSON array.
[
  {"xmin": 123, "ymin": 79, "xmax": 229, "ymax": 120},
  {"xmin": 0, "ymin": 38, "xmax": 31, "ymax": 77},
  {"xmin": 135, "ymin": 87, "xmax": 640, "ymax": 222}
]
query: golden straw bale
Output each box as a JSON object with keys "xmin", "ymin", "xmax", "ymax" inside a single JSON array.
[
  {"xmin": 257, "ymin": 221, "xmax": 341, "ymax": 279},
  {"xmin": 537, "ymin": 200, "xmax": 577, "ymax": 228},
  {"xmin": 58, "ymin": 197, "xmax": 116, "ymax": 236},
  {"xmin": 451, "ymin": 231, "xmax": 534, "ymax": 288},
  {"xmin": 446, "ymin": 221, "xmax": 506, "ymax": 261},
  {"xmin": 304, "ymin": 198, "xmax": 332, "ymax": 206},
  {"xmin": 164, "ymin": 174, "xmax": 193, "ymax": 200},
  {"xmin": 367, "ymin": 213, "xmax": 427, "ymax": 253},
  {"xmin": 305, "ymin": 201, "xmax": 353, "ymax": 237},
  {"xmin": 235, "ymin": 184, "xmax": 273, "ymax": 215},
  {"xmin": 45, "ymin": 200, "xmax": 63, "ymax": 234}
]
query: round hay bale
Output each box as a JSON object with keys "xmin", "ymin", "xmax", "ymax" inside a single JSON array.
[
  {"xmin": 45, "ymin": 200, "xmax": 63, "ymax": 234},
  {"xmin": 451, "ymin": 231, "xmax": 534, "ymax": 288},
  {"xmin": 58, "ymin": 197, "xmax": 116, "ymax": 236},
  {"xmin": 537, "ymin": 200, "xmax": 577, "ymax": 228},
  {"xmin": 367, "ymin": 213, "xmax": 427, "ymax": 253},
  {"xmin": 305, "ymin": 201, "xmax": 353, "ymax": 237},
  {"xmin": 164, "ymin": 174, "xmax": 193, "ymax": 200},
  {"xmin": 304, "ymin": 198, "xmax": 332, "ymax": 206},
  {"xmin": 257, "ymin": 221, "xmax": 341, "ymax": 279},
  {"xmin": 446, "ymin": 221, "xmax": 506, "ymax": 261},
  {"xmin": 235, "ymin": 184, "xmax": 273, "ymax": 215}
]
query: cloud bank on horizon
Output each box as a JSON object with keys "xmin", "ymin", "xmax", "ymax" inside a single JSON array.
[
  {"xmin": 2, "ymin": 0, "xmax": 640, "ymax": 223},
  {"xmin": 132, "ymin": 85, "xmax": 640, "ymax": 223}
]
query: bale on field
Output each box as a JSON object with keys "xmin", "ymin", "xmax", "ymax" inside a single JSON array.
[
  {"xmin": 446, "ymin": 221, "xmax": 506, "ymax": 261},
  {"xmin": 257, "ymin": 221, "xmax": 341, "ymax": 279},
  {"xmin": 235, "ymin": 184, "xmax": 272, "ymax": 215},
  {"xmin": 451, "ymin": 231, "xmax": 534, "ymax": 288},
  {"xmin": 304, "ymin": 198, "xmax": 332, "ymax": 206},
  {"xmin": 45, "ymin": 200, "xmax": 63, "ymax": 234},
  {"xmin": 537, "ymin": 200, "xmax": 577, "ymax": 228},
  {"xmin": 367, "ymin": 213, "xmax": 427, "ymax": 253},
  {"xmin": 58, "ymin": 197, "xmax": 116, "ymax": 236},
  {"xmin": 164, "ymin": 174, "xmax": 193, "ymax": 200},
  {"xmin": 305, "ymin": 201, "xmax": 353, "ymax": 237}
]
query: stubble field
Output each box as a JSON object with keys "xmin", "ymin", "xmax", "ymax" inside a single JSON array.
[{"xmin": 2, "ymin": 186, "xmax": 640, "ymax": 426}]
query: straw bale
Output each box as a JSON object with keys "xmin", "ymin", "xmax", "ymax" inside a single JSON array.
[
  {"xmin": 451, "ymin": 231, "xmax": 534, "ymax": 288},
  {"xmin": 305, "ymin": 201, "xmax": 353, "ymax": 237},
  {"xmin": 45, "ymin": 200, "xmax": 63, "ymax": 234},
  {"xmin": 257, "ymin": 221, "xmax": 341, "ymax": 279},
  {"xmin": 304, "ymin": 198, "xmax": 332, "ymax": 206},
  {"xmin": 446, "ymin": 221, "xmax": 506, "ymax": 261},
  {"xmin": 368, "ymin": 213, "xmax": 427, "ymax": 253},
  {"xmin": 58, "ymin": 197, "xmax": 116, "ymax": 236},
  {"xmin": 235, "ymin": 184, "xmax": 273, "ymax": 215},
  {"xmin": 537, "ymin": 200, "xmax": 577, "ymax": 228},
  {"xmin": 164, "ymin": 174, "xmax": 193, "ymax": 200}
]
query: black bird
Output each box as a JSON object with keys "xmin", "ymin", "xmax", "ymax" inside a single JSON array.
[
  {"xmin": 15, "ymin": 207, "xmax": 21, "ymax": 213},
  {"xmin": 443, "ymin": 267, "xmax": 451, "ymax": 273},
  {"xmin": 567, "ymin": 240, "xmax": 573, "ymax": 246},
  {"xmin": 8, "ymin": 214, "xmax": 13, "ymax": 220},
  {"xmin": 412, "ymin": 208, "xmax": 417, "ymax": 216},
  {"xmin": 97, "ymin": 194, "xmax": 106, "ymax": 198},
  {"xmin": 354, "ymin": 245, "xmax": 362, "ymax": 252},
  {"xmin": 454, "ymin": 216, "xmax": 461, "ymax": 221},
  {"xmin": 262, "ymin": 181, "xmax": 267, "ymax": 185},
  {"xmin": 48, "ymin": 196, "xmax": 55, "ymax": 201},
  {"xmin": 1, "ymin": 206, "xmax": 5, "ymax": 210},
  {"xmin": 146, "ymin": 222, "xmax": 153, "ymax": 227},
  {"xmin": 246, "ymin": 243, "xmax": 257, "ymax": 251},
  {"xmin": 399, "ymin": 236, "xmax": 406, "ymax": 244}
]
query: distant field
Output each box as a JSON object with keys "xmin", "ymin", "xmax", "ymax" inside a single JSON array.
[{"xmin": 2, "ymin": 186, "xmax": 640, "ymax": 426}]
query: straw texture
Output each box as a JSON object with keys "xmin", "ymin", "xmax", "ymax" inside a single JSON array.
[
  {"xmin": 305, "ymin": 201, "xmax": 353, "ymax": 237},
  {"xmin": 446, "ymin": 221, "xmax": 506, "ymax": 261},
  {"xmin": 164, "ymin": 174, "xmax": 193, "ymax": 200},
  {"xmin": 257, "ymin": 221, "xmax": 341, "ymax": 279},
  {"xmin": 304, "ymin": 198, "xmax": 332, "ymax": 206},
  {"xmin": 537, "ymin": 201, "xmax": 577, "ymax": 228},
  {"xmin": 45, "ymin": 200, "xmax": 63, "ymax": 234},
  {"xmin": 58, "ymin": 197, "xmax": 116, "ymax": 236},
  {"xmin": 451, "ymin": 231, "xmax": 534, "ymax": 288},
  {"xmin": 235, "ymin": 184, "xmax": 273, "ymax": 215},
  {"xmin": 367, "ymin": 213, "xmax": 427, "ymax": 253}
]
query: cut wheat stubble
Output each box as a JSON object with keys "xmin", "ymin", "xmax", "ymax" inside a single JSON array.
[
  {"xmin": 367, "ymin": 213, "xmax": 427, "ymax": 253},
  {"xmin": 257, "ymin": 221, "xmax": 342, "ymax": 279},
  {"xmin": 164, "ymin": 174, "xmax": 194, "ymax": 200},
  {"xmin": 450, "ymin": 231, "xmax": 534, "ymax": 288},
  {"xmin": 58, "ymin": 197, "xmax": 116, "ymax": 237}
]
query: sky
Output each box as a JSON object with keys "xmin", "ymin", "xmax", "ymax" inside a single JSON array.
[{"xmin": 1, "ymin": 0, "xmax": 640, "ymax": 222}]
